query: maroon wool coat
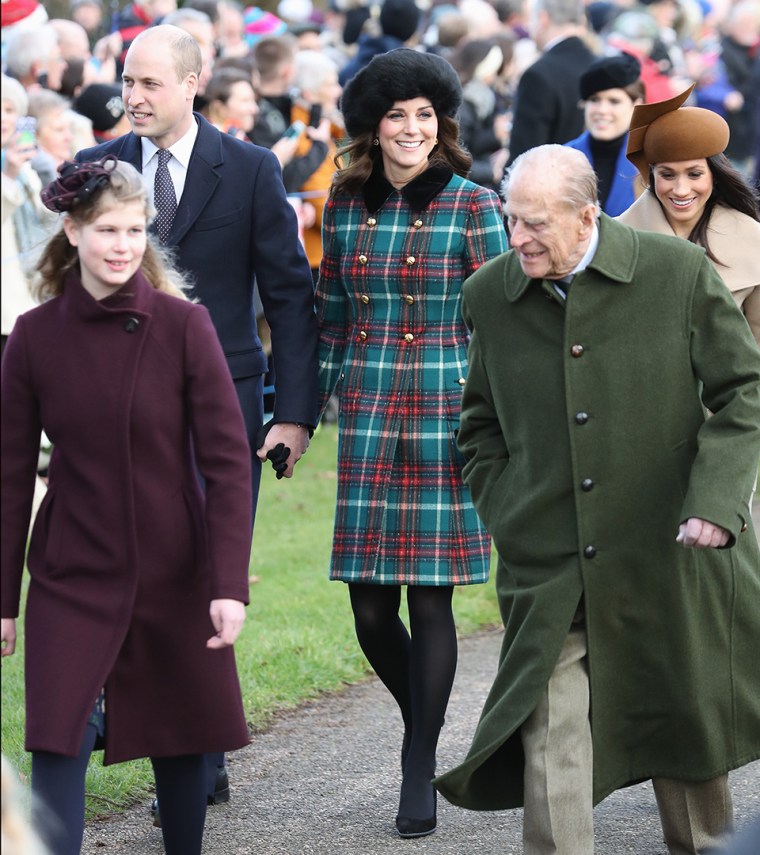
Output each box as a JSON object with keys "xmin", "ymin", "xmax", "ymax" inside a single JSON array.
[{"xmin": 1, "ymin": 270, "xmax": 253, "ymax": 763}]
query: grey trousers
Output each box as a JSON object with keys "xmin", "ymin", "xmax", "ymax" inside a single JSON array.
[{"xmin": 520, "ymin": 613, "xmax": 733, "ymax": 854}]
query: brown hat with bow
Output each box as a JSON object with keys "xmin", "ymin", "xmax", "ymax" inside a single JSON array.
[{"xmin": 626, "ymin": 83, "xmax": 730, "ymax": 183}]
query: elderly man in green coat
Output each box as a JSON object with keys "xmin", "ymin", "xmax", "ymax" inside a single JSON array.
[{"xmin": 434, "ymin": 145, "xmax": 760, "ymax": 854}]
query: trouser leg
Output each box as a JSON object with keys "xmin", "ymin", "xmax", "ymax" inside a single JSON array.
[
  {"xmin": 652, "ymin": 774, "xmax": 733, "ymax": 854},
  {"xmin": 151, "ymin": 754, "xmax": 207, "ymax": 855},
  {"xmin": 31, "ymin": 722, "xmax": 98, "ymax": 855},
  {"xmin": 520, "ymin": 612, "xmax": 593, "ymax": 855}
]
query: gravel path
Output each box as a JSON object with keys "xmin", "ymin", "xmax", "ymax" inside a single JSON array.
[{"xmin": 82, "ymin": 624, "xmax": 760, "ymax": 855}]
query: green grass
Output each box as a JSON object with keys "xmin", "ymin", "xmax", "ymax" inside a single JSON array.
[{"xmin": 0, "ymin": 425, "xmax": 501, "ymax": 817}]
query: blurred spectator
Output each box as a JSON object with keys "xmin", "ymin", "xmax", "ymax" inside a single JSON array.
[
  {"xmin": 72, "ymin": 82, "xmax": 132, "ymax": 142},
  {"xmin": 290, "ymin": 48, "xmax": 342, "ymax": 278},
  {"xmin": 450, "ymin": 38, "xmax": 509, "ymax": 191},
  {"xmin": 163, "ymin": 6, "xmax": 217, "ymax": 102},
  {"xmin": 565, "ymin": 52, "xmax": 645, "ymax": 215},
  {"xmin": 506, "ymin": 0, "xmax": 597, "ymax": 166},
  {"xmin": 243, "ymin": 6, "xmax": 288, "ymax": 46},
  {"xmin": 493, "ymin": 0, "xmax": 530, "ymax": 38},
  {"xmin": 1, "ymin": 75, "xmax": 56, "ymax": 357},
  {"xmin": 70, "ymin": 0, "xmax": 107, "ymax": 47},
  {"xmin": 49, "ymin": 18, "xmax": 118, "ymax": 93},
  {"xmin": 697, "ymin": 0, "xmax": 760, "ymax": 175},
  {"xmin": 3, "ymin": 23, "xmax": 67, "ymax": 93},
  {"xmin": 1, "ymin": 754, "xmax": 50, "ymax": 855},
  {"xmin": 27, "ymin": 90, "xmax": 80, "ymax": 183},
  {"xmin": 249, "ymin": 34, "xmax": 296, "ymax": 144},
  {"xmin": 338, "ymin": 0, "xmax": 421, "ymax": 86},
  {"xmin": 205, "ymin": 67, "xmax": 259, "ymax": 139},
  {"xmin": 216, "ymin": 0, "xmax": 250, "ymax": 57},
  {"xmin": 605, "ymin": 9, "xmax": 677, "ymax": 101},
  {"xmin": 115, "ymin": 0, "xmax": 178, "ymax": 72}
]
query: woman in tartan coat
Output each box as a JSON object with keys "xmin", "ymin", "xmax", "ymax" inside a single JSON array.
[{"xmin": 316, "ymin": 49, "xmax": 508, "ymax": 838}]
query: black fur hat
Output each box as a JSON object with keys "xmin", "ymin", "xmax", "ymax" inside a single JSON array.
[{"xmin": 341, "ymin": 48, "xmax": 462, "ymax": 139}]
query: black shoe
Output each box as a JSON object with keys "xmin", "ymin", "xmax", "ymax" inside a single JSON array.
[
  {"xmin": 209, "ymin": 765, "xmax": 230, "ymax": 805},
  {"xmin": 150, "ymin": 798, "xmax": 161, "ymax": 829},
  {"xmin": 395, "ymin": 793, "xmax": 437, "ymax": 839}
]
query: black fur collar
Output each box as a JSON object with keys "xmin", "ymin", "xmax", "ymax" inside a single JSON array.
[{"xmin": 363, "ymin": 163, "xmax": 454, "ymax": 213}]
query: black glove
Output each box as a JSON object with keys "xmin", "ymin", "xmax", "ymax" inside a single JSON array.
[{"xmin": 266, "ymin": 442, "xmax": 291, "ymax": 480}]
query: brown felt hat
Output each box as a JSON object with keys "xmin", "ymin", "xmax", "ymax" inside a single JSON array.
[{"xmin": 626, "ymin": 83, "xmax": 729, "ymax": 183}]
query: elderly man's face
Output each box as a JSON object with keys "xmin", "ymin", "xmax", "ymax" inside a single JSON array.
[{"xmin": 505, "ymin": 174, "xmax": 594, "ymax": 280}]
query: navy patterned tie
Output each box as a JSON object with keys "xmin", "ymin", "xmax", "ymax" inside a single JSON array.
[{"xmin": 154, "ymin": 149, "xmax": 177, "ymax": 243}]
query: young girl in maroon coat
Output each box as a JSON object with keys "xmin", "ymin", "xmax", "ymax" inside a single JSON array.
[{"xmin": 0, "ymin": 157, "xmax": 253, "ymax": 855}]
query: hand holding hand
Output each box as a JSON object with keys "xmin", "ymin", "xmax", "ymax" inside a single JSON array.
[
  {"xmin": 207, "ymin": 599, "xmax": 245, "ymax": 649},
  {"xmin": 676, "ymin": 518, "xmax": 730, "ymax": 549},
  {"xmin": 256, "ymin": 422, "xmax": 310, "ymax": 478}
]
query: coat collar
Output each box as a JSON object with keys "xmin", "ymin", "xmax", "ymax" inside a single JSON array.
[
  {"xmin": 363, "ymin": 163, "xmax": 454, "ymax": 213},
  {"xmin": 616, "ymin": 190, "xmax": 760, "ymax": 292},
  {"xmin": 62, "ymin": 267, "xmax": 156, "ymax": 321},
  {"xmin": 503, "ymin": 214, "xmax": 639, "ymax": 302}
]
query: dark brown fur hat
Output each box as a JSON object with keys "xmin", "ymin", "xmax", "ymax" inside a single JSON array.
[{"xmin": 340, "ymin": 48, "xmax": 462, "ymax": 139}]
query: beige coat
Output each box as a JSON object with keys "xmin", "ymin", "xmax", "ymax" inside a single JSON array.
[{"xmin": 617, "ymin": 190, "xmax": 760, "ymax": 345}]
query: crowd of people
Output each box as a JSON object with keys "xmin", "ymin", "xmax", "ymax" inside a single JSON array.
[{"xmin": 1, "ymin": 0, "xmax": 759, "ymax": 853}]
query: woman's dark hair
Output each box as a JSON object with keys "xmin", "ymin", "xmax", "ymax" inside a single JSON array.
[
  {"xmin": 649, "ymin": 152, "xmax": 760, "ymax": 265},
  {"xmin": 331, "ymin": 114, "xmax": 472, "ymax": 198}
]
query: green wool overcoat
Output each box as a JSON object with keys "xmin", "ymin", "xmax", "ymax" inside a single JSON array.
[{"xmin": 434, "ymin": 214, "xmax": 760, "ymax": 810}]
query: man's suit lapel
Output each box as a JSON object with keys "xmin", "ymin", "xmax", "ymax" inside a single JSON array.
[{"xmin": 167, "ymin": 115, "xmax": 223, "ymax": 247}]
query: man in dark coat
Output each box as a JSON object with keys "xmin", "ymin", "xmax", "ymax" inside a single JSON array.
[
  {"xmin": 435, "ymin": 145, "xmax": 760, "ymax": 854},
  {"xmin": 76, "ymin": 23, "xmax": 318, "ymax": 808},
  {"xmin": 505, "ymin": 0, "xmax": 596, "ymax": 167}
]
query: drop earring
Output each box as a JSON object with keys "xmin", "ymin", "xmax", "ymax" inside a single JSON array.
[{"xmin": 373, "ymin": 138, "xmax": 379, "ymax": 146}]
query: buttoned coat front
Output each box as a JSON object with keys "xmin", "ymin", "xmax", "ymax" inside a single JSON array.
[
  {"xmin": 316, "ymin": 168, "xmax": 509, "ymax": 585},
  {"xmin": 1, "ymin": 271, "xmax": 253, "ymax": 763},
  {"xmin": 434, "ymin": 214, "xmax": 760, "ymax": 809}
]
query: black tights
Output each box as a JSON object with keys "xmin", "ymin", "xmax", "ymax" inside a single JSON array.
[
  {"xmin": 348, "ymin": 583, "xmax": 457, "ymax": 820},
  {"xmin": 32, "ymin": 728, "xmax": 206, "ymax": 855}
]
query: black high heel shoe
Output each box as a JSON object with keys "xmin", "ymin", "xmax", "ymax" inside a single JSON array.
[{"xmin": 395, "ymin": 792, "xmax": 437, "ymax": 839}]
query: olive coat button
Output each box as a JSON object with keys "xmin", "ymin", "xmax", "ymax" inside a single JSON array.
[
  {"xmin": 575, "ymin": 411, "xmax": 589, "ymax": 425},
  {"xmin": 404, "ymin": 333, "xmax": 414, "ymax": 343},
  {"xmin": 124, "ymin": 317, "xmax": 140, "ymax": 333},
  {"xmin": 584, "ymin": 545, "xmax": 597, "ymax": 559},
  {"xmin": 571, "ymin": 344, "xmax": 584, "ymax": 357},
  {"xmin": 580, "ymin": 478, "xmax": 594, "ymax": 492},
  {"xmin": 360, "ymin": 294, "xmax": 370, "ymax": 304}
]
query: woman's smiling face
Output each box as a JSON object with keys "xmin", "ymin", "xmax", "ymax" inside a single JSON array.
[
  {"xmin": 377, "ymin": 98, "xmax": 439, "ymax": 188},
  {"xmin": 652, "ymin": 159, "xmax": 714, "ymax": 236}
]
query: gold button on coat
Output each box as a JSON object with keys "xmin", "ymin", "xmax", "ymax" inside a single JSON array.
[
  {"xmin": 404, "ymin": 333, "xmax": 414, "ymax": 343},
  {"xmin": 458, "ymin": 377, "xmax": 466, "ymax": 386},
  {"xmin": 413, "ymin": 219, "xmax": 423, "ymax": 229},
  {"xmin": 360, "ymin": 294, "xmax": 370, "ymax": 304},
  {"xmin": 359, "ymin": 331, "xmax": 367, "ymax": 341},
  {"xmin": 359, "ymin": 254, "xmax": 368, "ymax": 265},
  {"xmin": 405, "ymin": 256, "xmax": 416, "ymax": 266},
  {"xmin": 404, "ymin": 294, "xmax": 414, "ymax": 305},
  {"xmin": 367, "ymin": 217, "xmax": 377, "ymax": 227}
]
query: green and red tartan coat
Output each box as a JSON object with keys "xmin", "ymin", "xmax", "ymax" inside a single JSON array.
[{"xmin": 316, "ymin": 165, "xmax": 509, "ymax": 585}]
